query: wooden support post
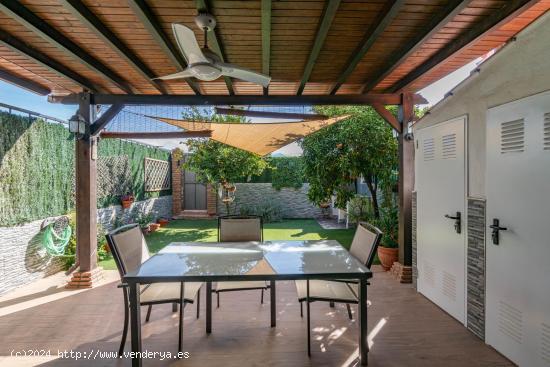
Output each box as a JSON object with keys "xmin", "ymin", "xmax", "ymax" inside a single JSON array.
[
  {"xmin": 395, "ymin": 93, "xmax": 414, "ymax": 283},
  {"xmin": 67, "ymin": 92, "xmax": 102, "ymax": 288}
]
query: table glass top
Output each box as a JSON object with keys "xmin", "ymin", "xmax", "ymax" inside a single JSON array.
[{"xmin": 123, "ymin": 240, "xmax": 371, "ymax": 281}]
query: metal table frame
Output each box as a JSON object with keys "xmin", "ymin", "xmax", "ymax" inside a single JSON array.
[{"xmin": 123, "ymin": 241, "xmax": 372, "ymax": 366}]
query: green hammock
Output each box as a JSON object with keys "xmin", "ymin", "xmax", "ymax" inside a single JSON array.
[{"xmin": 41, "ymin": 217, "xmax": 72, "ymax": 256}]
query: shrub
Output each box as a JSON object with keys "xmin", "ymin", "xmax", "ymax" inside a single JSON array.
[{"xmin": 239, "ymin": 200, "xmax": 283, "ymax": 223}]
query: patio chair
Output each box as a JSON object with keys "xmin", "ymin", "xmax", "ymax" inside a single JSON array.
[
  {"xmin": 213, "ymin": 215, "xmax": 270, "ymax": 307},
  {"xmin": 106, "ymin": 224, "xmax": 202, "ymax": 356},
  {"xmin": 294, "ymin": 222, "xmax": 382, "ymax": 356}
]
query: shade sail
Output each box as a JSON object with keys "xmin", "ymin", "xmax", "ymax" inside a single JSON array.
[{"xmin": 148, "ymin": 115, "xmax": 351, "ymax": 156}]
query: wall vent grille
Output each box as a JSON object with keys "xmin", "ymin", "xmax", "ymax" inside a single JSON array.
[
  {"xmin": 442, "ymin": 271, "xmax": 457, "ymax": 301},
  {"xmin": 423, "ymin": 138, "xmax": 435, "ymax": 161},
  {"xmin": 423, "ymin": 261, "xmax": 436, "ymax": 288},
  {"xmin": 542, "ymin": 323, "xmax": 550, "ymax": 364},
  {"xmin": 544, "ymin": 112, "xmax": 550, "ymax": 150},
  {"xmin": 500, "ymin": 119, "xmax": 524, "ymax": 154},
  {"xmin": 441, "ymin": 134, "xmax": 457, "ymax": 159},
  {"xmin": 498, "ymin": 300, "xmax": 523, "ymax": 344}
]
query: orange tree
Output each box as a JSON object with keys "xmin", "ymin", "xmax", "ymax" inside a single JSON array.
[{"xmin": 300, "ymin": 105, "xmax": 397, "ymax": 219}]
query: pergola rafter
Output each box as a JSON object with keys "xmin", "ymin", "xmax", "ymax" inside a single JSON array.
[
  {"xmin": 329, "ymin": 0, "xmax": 405, "ymax": 95},
  {"xmin": 127, "ymin": 0, "xmax": 202, "ymax": 95},
  {"xmin": 389, "ymin": 0, "xmax": 538, "ymax": 92},
  {"xmin": 0, "ymin": 0, "xmax": 132, "ymax": 94},
  {"xmin": 61, "ymin": 0, "xmax": 168, "ymax": 95}
]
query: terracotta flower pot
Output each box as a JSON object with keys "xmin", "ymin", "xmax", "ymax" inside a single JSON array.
[
  {"xmin": 157, "ymin": 218, "xmax": 169, "ymax": 227},
  {"xmin": 149, "ymin": 223, "xmax": 160, "ymax": 232},
  {"xmin": 121, "ymin": 200, "xmax": 133, "ymax": 209},
  {"xmin": 377, "ymin": 247, "xmax": 398, "ymax": 271}
]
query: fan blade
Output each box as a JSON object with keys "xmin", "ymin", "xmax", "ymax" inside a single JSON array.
[
  {"xmin": 155, "ymin": 69, "xmax": 194, "ymax": 80},
  {"xmin": 172, "ymin": 24, "xmax": 208, "ymax": 65},
  {"xmin": 217, "ymin": 63, "xmax": 271, "ymax": 88}
]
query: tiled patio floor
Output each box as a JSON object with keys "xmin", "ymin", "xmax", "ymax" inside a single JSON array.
[{"xmin": 0, "ymin": 267, "xmax": 512, "ymax": 367}]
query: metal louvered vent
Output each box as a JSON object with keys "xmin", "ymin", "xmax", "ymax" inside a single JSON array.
[
  {"xmin": 442, "ymin": 133, "xmax": 457, "ymax": 159},
  {"xmin": 498, "ymin": 300, "xmax": 523, "ymax": 344},
  {"xmin": 542, "ymin": 323, "xmax": 550, "ymax": 364},
  {"xmin": 442, "ymin": 271, "xmax": 457, "ymax": 301},
  {"xmin": 544, "ymin": 112, "xmax": 550, "ymax": 150},
  {"xmin": 423, "ymin": 138, "xmax": 435, "ymax": 161},
  {"xmin": 501, "ymin": 119, "xmax": 524, "ymax": 154}
]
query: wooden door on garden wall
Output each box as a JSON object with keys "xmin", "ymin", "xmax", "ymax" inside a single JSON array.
[{"xmin": 183, "ymin": 165, "xmax": 207, "ymax": 211}]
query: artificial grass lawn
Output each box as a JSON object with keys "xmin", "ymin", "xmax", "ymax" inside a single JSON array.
[{"xmin": 99, "ymin": 219, "xmax": 356, "ymax": 270}]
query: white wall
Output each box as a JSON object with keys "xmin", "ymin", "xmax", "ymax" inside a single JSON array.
[{"xmin": 414, "ymin": 12, "xmax": 550, "ymax": 198}]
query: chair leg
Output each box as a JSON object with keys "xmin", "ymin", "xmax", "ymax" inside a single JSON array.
[
  {"xmin": 145, "ymin": 304, "xmax": 152, "ymax": 322},
  {"xmin": 300, "ymin": 301, "xmax": 303, "ymax": 318},
  {"xmin": 172, "ymin": 302, "xmax": 178, "ymax": 312},
  {"xmin": 118, "ymin": 291, "xmax": 129, "ymax": 357},
  {"xmin": 261, "ymin": 289, "xmax": 264, "ymax": 304},
  {"xmin": 329, "ymin": 301, "xmax": 335, "ymax": 308},
  {"xmin": 346, "ymin": 304, "xmax": 353, "ymax": 320},
  {"xmin": 217, "ymin": 292, "xmax": 220, "ymax": 308},
  {"xmin": 178, "ymin": 301, "xmax": 185, "ymax": 354},
  {"xmin": 307, "ymin": 280, "xmax": 311, "ymax": 357},
  {"xmin": 196, "ymin": 289, "xmax": 200, "ymax": 319}
]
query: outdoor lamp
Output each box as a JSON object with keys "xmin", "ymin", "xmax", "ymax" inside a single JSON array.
[{"xmin": 68, "ymin": 113, "xmax": 86, "ymax": 136}]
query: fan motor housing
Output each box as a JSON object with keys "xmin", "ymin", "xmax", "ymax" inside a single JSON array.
[{"xmin": 195, "ymin": 13, "xmax": 216, "ymax": 31}]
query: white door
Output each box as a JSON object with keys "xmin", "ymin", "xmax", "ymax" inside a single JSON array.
[
  {"xmin": 415, "ymin": 117, "xmax": 466, "ymax": 324},
  {"xmin": 486, "ymin": 91, "xmax": 550, "ymax": 367}
]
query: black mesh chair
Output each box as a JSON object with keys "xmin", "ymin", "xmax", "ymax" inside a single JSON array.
[
  {"xmin": 213, "ymin": 215, "xmax": 270, "ymax": 307},
  {"xmin": 106, "ymin": 224, "xmax": 202, "ymax": 356}
]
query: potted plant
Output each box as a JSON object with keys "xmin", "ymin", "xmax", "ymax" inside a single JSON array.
[
  {"xmin": 135, "ymin": 212, "xmax": 153, "ymax": 235},
  {"xmin": 157, "ymin": 217, "xmax": 170, "ymax": 227},
  {"xmin": 376, "ymin": 205, "xmax": 399, "ymax": 271},
  {"xmin": 121, "ymin": 193, "xmax": 135, "ymax": 209}
]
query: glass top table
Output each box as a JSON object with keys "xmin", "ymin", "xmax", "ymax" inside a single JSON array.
[{"xmin": 123, "ymin": 240, "xmax": 372, "ymax": 366}]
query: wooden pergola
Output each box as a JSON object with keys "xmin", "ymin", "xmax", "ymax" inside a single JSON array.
[{"xmin": 0, "ymin": 0, "xmax": 548, "ymax": 285}]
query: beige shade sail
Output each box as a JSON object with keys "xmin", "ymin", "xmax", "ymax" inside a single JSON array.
[{"xmin": 148, "ymin": 115, "xmax": 351, "ymax": 156}]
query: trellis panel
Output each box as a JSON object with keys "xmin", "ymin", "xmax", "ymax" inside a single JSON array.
[
  {"xmin": 97, "ymin": 155, "xmax": 132, "ymax": 198},
  {"xmin": 144, "ymin": 158, "xmax": 171, "ymax": 192}
]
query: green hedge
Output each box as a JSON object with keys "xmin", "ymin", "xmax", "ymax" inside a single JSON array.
[
  {"xmin": 0, "ymin": 112, "xmax": 170, "ymax": 226},
  {"xmin": 241, "ymin": 157, "xmax": 305, "ymax": 190}
]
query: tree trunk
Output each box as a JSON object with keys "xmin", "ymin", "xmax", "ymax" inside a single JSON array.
[{"xmin": 365, "ymin": 177, "xmax": 380, "ymax": 219}]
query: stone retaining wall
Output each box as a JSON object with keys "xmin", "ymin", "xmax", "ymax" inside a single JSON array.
[
  {"xmin": 217, "ymin": 183, "xmax": 322, "ymax": 218},
  {"xmin": 0, "ymin": 195, "xmax": 172, "ymax": 295}
]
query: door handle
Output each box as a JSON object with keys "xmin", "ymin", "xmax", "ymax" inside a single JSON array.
[
  {"xmin": 489, "ymin": 218, "xmax": 507, "ymax": 245},
  {"xmin": 444, "ymin": 211, "xmax": 461, "ymax": 234}
]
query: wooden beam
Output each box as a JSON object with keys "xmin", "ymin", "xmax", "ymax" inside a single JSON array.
[
  {"xmin": 195, "ymin": 0, "xmax": 234, "ymax": 95},
  {"xmin": 0, "ymin": 0, "xmax": 133, "ymax": 93},
  {"xmin": 297, "ymin": 0, "xmax": 341, "ymax": 95},
  {"xmin": 90, "ymin": 103, "xmax": 124, "ymax": 136},
  {"xmin": 0, "ymin": 66, "xmax": 50, "ymax": 95},
  {"xmin": 261, "ymin": 0, "xmax": 271, "ymax": 95},
  {"xmin": 51, "ymin": 93, "xmax": 428, "ymax": 106},
  {"xmin": 398, "ymin": 93, "xmax": 414, "ymax": 267},
  {"xmin": 362, "ymin": 0, "xmax": 470, "ymax": 93},
  {"xmin": 0, "ymin": 30, "xmax": 100, "ymax": 92},
  {"xmin": 371, "ymin": 103, "xmax": 400, "ymax": 132},
  {"xmin": 389, "ymin": 0, "xmax": 538, "ymax": 92},
  {"xmin": 100, "ymin": 131, "xmax": 212, "ymax": 139},
  {"xmin": 127, "ymin": 0, "xmax": 201, "ymax": 95},
  {"xmin": 75, "ymin": 92, "xmax": 97, "ymax": 272},
  {"xmin": 215, "ymin": 107, "xmax": 327, "ymax": 121},
  {"xmin": 329, "ymin": 0, "xmax": 405, "ymax": 95},
  {"xmin": 61, "ymin": 0, "xmax": 167, "ymax": 94}
]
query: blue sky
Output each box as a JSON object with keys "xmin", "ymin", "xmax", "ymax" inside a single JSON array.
[{"xmin": 0, "ymin": 57, "xmax": 480, "ymax": 122}]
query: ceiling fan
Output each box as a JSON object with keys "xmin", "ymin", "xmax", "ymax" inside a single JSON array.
[{"xmin": 156, "ymin": 13, "xmax": 271, "ymax": 87}]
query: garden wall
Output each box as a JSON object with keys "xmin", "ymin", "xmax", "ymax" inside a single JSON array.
[
  {"xmin": 217, "ymin": 183, "xmax": 322, "ymax": 218},
  {"xmin": 0, "ymin": 195, "xmax": 172, "ymax": 295}
]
